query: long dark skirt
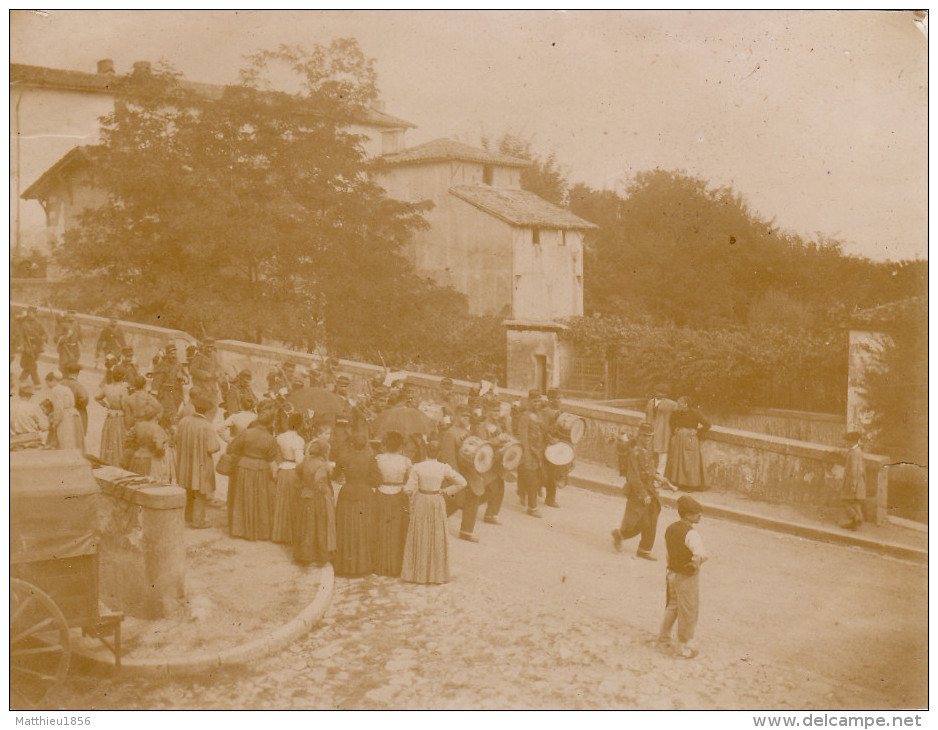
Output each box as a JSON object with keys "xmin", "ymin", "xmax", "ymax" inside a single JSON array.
[
  {"xmin": 334, "ymin": 490, "xmax": 374, "ymax": 577},
  {"xmin": 665, "ymin": 428, "xmax": 706, "ymax": 491},
  {"xmin": 271, "ymin": 468, "xmax": 299, "ymax": 544},
  {"xmin": 372, "ymin": 491, "xmax": 409, "ymax": 577},
  {"xmin": 230, "ymin": 460, "xmax": 272, "ymax": 541},
  {"xmin": 294, "ymin": 487, "xmax": 337, "ymax": 566}
]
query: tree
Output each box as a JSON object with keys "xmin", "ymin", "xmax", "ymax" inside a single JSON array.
[
  {"xmin": 55, "ymin": 41, "xmax": 467, "ymax": 359},
  {"xmin": 482, "ymin": 133, "xmax": 570, "ymax": 206}
]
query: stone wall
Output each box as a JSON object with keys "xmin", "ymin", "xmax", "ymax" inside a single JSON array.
[{"xmin": 12, "ymin": 304, "xmax": 889, "ymax": 523}]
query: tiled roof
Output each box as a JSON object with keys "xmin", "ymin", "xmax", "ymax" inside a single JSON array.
[
  {"xmin": 380, "ymin": 138, "xmax": 532, "ymax": 167},
  {"xmin": 449, "ymin": 185, "xmax": 597, "ymax": 230},
  {"xmin": 10, "ymin": 63, "xmax": 415, "ymax": 129},
  {"xmin": 21, "ymin": 145, "xmax": 100, "ymax": 200}
]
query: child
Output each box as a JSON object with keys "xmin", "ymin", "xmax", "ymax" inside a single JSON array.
[
  {"xmin": 839, "ymin": 431, "xmax": 867, "ymax": 530},
  {"xmin": 658, "ymin": 495, "xmax": 707, "ymax": 659}
]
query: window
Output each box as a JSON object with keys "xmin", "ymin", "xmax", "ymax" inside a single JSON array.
[
  {"xmin": 532, "ymin": 227, "xmax": 540, "ymax": 245},
  {"xmin": 482, "ymin": 164, "xmax": 493, "ymax": 185}
]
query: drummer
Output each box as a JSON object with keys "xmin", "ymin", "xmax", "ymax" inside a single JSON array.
[
  {"xmin": 473, "ymin": 400, "xmax": 509, "ymax": 527},
  {"xmin": 517, "ymin": 390, "xmax": 547, "ymax": 518},
  {"xmin": 542, "ymin": 388, "xmax": 565, "ymax": 509}
]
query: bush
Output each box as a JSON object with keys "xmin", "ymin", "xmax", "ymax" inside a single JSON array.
[{"xmin": 563, "ymin": 314, "xmax": 846, "ymax": 413}]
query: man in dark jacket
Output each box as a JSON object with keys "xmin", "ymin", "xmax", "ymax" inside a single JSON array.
[{"xmin": 612, "ymin": 421, "xmax": 675, "ymax": 559}]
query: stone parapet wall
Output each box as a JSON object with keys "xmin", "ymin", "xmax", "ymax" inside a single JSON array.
[{"xmin": 12, "ymin": 305, "xmax": 888, "ymax": 523}]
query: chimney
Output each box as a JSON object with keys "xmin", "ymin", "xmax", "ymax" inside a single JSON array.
[
  {"xmin": 132, "ymin": 60, "xmax": 152, "ymax": 77},
  {"xmin": 96, "ymin": 59, "xmax": 115, "ymax": 74}
]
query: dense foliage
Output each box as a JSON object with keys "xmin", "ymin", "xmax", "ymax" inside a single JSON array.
[
  {"xmin": 858, "ymin": 303, "xmax": 928, "ymax": 464},
  {"xmin": 563, "ymin": 314, "xmax": 847, "ymax": 412},
  {"xmin": 54, "ymin": 41, "xmax": 468, "ymax": 364}
]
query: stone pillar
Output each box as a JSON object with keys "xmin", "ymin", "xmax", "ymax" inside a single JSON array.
[
  {"xmin": 139, "ymin": 485, "xmax": 187, "ymax": 617},
  {"xmin": 95, "ymin": 467, "xmax": 186, "ymax": 619}
]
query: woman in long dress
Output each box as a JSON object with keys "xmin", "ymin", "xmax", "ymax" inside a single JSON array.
[
  {"xmin": 95, "ymin": 369, "xmax": 129, "ymax": 466},
  {"xmin": 373, "ymin": 431, "xmax": 413, "ymax": 577},
  {"xmin": 44, "ymin": 370, "xmax": 85, "ymax": 452},
  {"xmin": 272, "ymin": 412, "xmax": 305, "ymax": 544},
  {"xmin": 401, "ymin": 439, "xmax": 467, "ymax": 585},
  {"xmin": 333, "ymin": 433, "xmax": 381, "ymax": 577},
  {"xmin": 294, "ymin": 439, "xmax": 337, "ymax": 566},
  {"xmin": 227, "ymin": 401, "xmax": 279, "ymax": 541},
  {"xmin": 664, "ymin": 396, "xmax": 711, "ymax": 492}
]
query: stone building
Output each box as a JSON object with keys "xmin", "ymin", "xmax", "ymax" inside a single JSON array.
[{"xmin": 16, "ymin": 62, "xmax": 595, "ymax": 391}]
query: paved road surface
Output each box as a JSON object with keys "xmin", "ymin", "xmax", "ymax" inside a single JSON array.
[{"xmin": 47, "ymin": 369, "xmax": 927, "ymax": 710}]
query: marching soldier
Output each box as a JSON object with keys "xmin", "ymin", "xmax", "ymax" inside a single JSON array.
[
  {"xmin": 188, "ymin": 339, "xmax": 224, "ymax": 422},
  {"xmin": 541, "ymin": 388, "xmax": 565, "ymax": 508},
  {"xmin": 225, "ymin": 369, "xmax": 258, "ymax": 417},
  {"xmin": 95, "ymin": 318, "xmax": 126, "ymax": 365},
  {"xmin": 16, "ymin": 307, "xmax": 47, "ymax": 386},
  {"xmin": 517, "ymin": 390, "xmax": 546, "ymax": 518},
  {"xmin": 152, "ymin": 344, "xmax": 186, "ymax": 429}
]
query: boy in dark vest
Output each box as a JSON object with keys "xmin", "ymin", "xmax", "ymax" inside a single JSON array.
[{"xmin": 657, "ymin": 495, "xmax": 708, "ymax": 659}]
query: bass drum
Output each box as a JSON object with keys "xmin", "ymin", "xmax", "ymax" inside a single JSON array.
[
  {"xmin": 555, "ymin": 413, "xmax": 586, "ymax": 444},
  {"xmin": 544, "ymin": 440, "xmax": 575, "ymax": 468},
  {"xmin": 498, "ymin": 439, "xmax": 523, "ymax": 472},
  {"xmin": 459, "ymin": 436, "xmax": 495, "ymax": 475}
]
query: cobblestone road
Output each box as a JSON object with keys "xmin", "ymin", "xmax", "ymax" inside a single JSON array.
[{"xmin": 58, "ymin": 476, "xmax": 926, "ymax": 710}]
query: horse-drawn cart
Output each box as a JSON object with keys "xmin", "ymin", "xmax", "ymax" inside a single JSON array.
[{"xmin": 10, "ymin": 449, "xmax": 123, "ymax": 708}]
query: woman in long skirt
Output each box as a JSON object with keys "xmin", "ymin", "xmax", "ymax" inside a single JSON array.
[
  {"xmin": 95, "ymin": 369, "xmax": 129, "ymax": 466},
  {"xmin": 401, "ymin": 439, "xmax": 467, "ymax": 585},
  {"xmin": 333, "ymin": 433, "xmax": 381, "ymax": 577},
  {"xmin": 665, "ymin": 396, "xmax": 711, "ymax": 491},
  {"xmin": 272, "ymin": 413, "xmax": 305, "ymax": 544},
  {"xmin": 228, "ymin": 402, "xmax": 279, "ymax": 541},
  {"xmin": 44, "ymin": 370, "xmax": 85, "ymax": 452},
  {"xmin": 294, "ymin": 439, "xmax": 337, "ymax": 565},
  {"xmin": 373, "ymin": 431, "xmax": 413, "ymax": 577}
]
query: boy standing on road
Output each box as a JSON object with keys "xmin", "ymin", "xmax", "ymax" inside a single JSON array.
[
  {"xmin": 658, "ymin": 495, "xmax": 707, "ymax": 659},
  {"xmin": 839, "ymin": 431, "xmax": 867, "ymax": 530}
]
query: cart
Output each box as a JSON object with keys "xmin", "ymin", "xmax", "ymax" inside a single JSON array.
[{"xmin": 10, "ymin": 449, "xmax": 123, "ymax": 709}]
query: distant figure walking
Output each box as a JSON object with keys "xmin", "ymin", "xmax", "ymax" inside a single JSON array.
[
  {"xmin": 839, "ymin": 431, "xmax": 867, "ymax": 531},
  {"xmin": 646, "ymin": 384, "xmax": 678, "ymax": 478},
  {"xmin": 658, "ymin": 495, "xmax": 708, "ymax": 659},
  {"xmin": 665, "ymin": 396, "xmax": 711, "ymax": 492}
]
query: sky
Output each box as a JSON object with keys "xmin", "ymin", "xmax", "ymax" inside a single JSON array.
[{"xmin": 10, "ymin": 9, "xmax": 928, "ymax": 261}]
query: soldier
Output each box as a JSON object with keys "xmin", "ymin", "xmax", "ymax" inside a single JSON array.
[
  {"xmin": 16, "ymin": 307, "xmax": 47, "ymax": 386},
  {"xmin": 56, "ymin": 318, "xmax": 82, "ymax": 372},
  {"xmin": 116, "ymin": 346, "xmax": 140, "ymax": 385},
  {"xmin": 612, "ymin": 422, "xmax": 677, "ymax": 560},
  {"xmin": 226, "ymin": 369, "xmax": 258, "ymax": 417},
  {"xmin": 541, "ymin": 388, "xmax": 564, "ymax": 508},
  {"xmin": 188, "ymin": 339, "xmax": 224, "ymax": 422},
  {"xmin": 517, "ymin": 390, "xmax": 546, "ymax": 518},
  {"xmin": 95, "ymin": 318, "xmax": 126, "ymax": 365},
  {"xmin": 152, "ymin": 344, "xmax": 186, "ymax": 429}
]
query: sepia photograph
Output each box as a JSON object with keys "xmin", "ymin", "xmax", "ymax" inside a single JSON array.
[{"xmin": 8, "ymin": 9, "xmax": 928, "ymax": 718}]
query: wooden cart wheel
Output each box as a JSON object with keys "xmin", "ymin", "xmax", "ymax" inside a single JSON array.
[{"xmin": 10, "ymin": 578, "xmax": 71, "ymax": 709}]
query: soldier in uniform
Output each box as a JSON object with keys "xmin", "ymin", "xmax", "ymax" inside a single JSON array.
[
  {"xmin": 56, "ymin": 318, "xmax": 82, "ymax": 372},
  {"xmin": 188, "ymin": 339, "xmax": 224, "ymax": 422},
  {"xmin": 16, "ymin": 307, "xmax": 47, "ymax": 386},
  {"xmin": 612, "ymin": 422, "xmax": 676, "ymax": 559},
  {"xmin": 116, "ymin": 346, "xmax": 140, "ymax": 386},
  {"xmin": 152, "ymin": 344, "xmax": 186, "ymax": 429},
  {"xmin": 95, "ymin": 318, "xmax": 126, "ymax": 365},
  {"xmin": 226, "ymin": 369, "xmax": 258, "ymax": 417},
  {"xmin": 517, "ymin": 389, "xmax": 546, "ymax": 518},
  {"xmin": 541, "ymin": 388, "xmax": 564, "ymax": 508}
]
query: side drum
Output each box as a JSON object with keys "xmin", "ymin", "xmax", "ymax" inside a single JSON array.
[
  {"xmin": 459, "ymin": 436, "xmax": 495, "ymax": 474},
  {"xmin": 555, "ymin": 413, "xmax": 586, "ymax": 444},
  {"xmin": 498, "ymin": 439, "xmax": 523, "ymax": 471},
  {"xmin": 544, "ymin": 440, "xmax": 575, "ymax": 468}
]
